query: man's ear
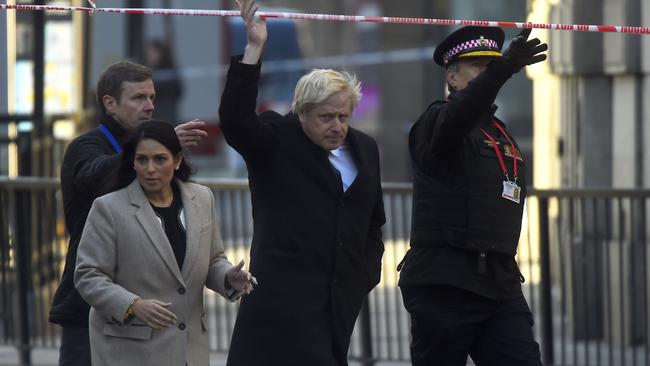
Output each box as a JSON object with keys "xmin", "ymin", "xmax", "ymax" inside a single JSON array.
[
  {"xmin": 103, "ymin": 95, "xmax": 117, "ymax": 115},
  {"xmin": 297, "ymin": 110, "xmax": 305, "ymax": 123}
]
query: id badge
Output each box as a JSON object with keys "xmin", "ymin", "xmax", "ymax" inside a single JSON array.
[{"xmin": 502, "ymin": 181, "xmax": 521, "ymax": 204}]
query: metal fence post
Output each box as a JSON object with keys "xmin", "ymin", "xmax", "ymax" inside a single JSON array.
[
  {"xmin": 359, "ymin": 296, "xmax": 374, "ymax": 366},
  {"xmin": 14, "ymin": 189, "xmax": 32, "ymax": 365},
  {"xmin": 538, "ymin": 197, "xmax": 554, "ymax": 365}
]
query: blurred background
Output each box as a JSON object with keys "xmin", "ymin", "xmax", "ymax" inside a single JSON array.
[
  {"xmin": 3, "ymin": 0, "xmax": 650, "ymax": 189},
  {"xmin": 0, "ymin": 0, "xmax": 539, "ymax": 183},
  {"xmin": 1, "ymin": 0, "xmax": 650, "ymax": 365}
]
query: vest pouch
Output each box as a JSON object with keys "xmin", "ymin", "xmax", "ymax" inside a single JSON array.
[{"xmin": 466, "ymin": 183, "xmax": 523, "ymax": 256}]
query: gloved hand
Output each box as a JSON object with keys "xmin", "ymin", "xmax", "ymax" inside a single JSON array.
[{"xmin": 501, "ymin": 28, "xmax": 548, "ymax": 73}]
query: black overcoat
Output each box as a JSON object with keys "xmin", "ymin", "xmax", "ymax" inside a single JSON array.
[
  {"xmin": 219, "ymin": 58, "xmax": 385, "ymax": 366},
  {"xmin": 50, "ymin": 114, "xmax": 125, "ymax": 326}
]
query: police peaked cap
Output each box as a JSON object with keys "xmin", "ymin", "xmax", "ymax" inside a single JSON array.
[{"xmin": 433, "ymin": 26, "xmax": 505, "ymax": 67}]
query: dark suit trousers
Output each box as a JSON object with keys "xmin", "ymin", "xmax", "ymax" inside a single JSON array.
[
  {"xmin": 401, "ymin": 284, "xmax": 542, "ymax": 366},
  {"xmin": 58, "ymin": 325, "xmax": 91, "ymax": 366}
]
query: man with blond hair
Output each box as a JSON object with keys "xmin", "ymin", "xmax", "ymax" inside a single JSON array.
[{"xmin": 218, "ymin": 1, "xmax": 385, "ymax": 364}]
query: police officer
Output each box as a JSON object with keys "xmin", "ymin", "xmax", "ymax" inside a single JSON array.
[{"xmin": 398, "ymin": 26, "xmax": 548, "ymax": 366}]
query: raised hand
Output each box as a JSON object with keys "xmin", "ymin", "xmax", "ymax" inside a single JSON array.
[
  {"xmin": 131, "ymin": 298, "xmax": 177, "ymax": 330},
  {"xmin": 502, "ymin": 27, "xmax": 548, "ymax": 73},
  {"xmin": 175, "ymin": 119, "xmax": 208, "ymax": 149},
  {"xmin": 237, "ymin": 0, "xmax": 267, "ymax": 64}
]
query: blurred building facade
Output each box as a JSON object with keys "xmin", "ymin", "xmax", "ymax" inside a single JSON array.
[
  {"xmin": 528, "ymin": 0, "xmax": 650, "ymax": 347},
  {"xmin": 1, "ymin": 7, "xmax": 7, "ymax": 176},
  {"xmin": 1, "ymin": 0, "xmax": 535, "ymax": 182},
  {"xmin": 529, "ymin": 0, "xmax": 650, "ymax": 191}
]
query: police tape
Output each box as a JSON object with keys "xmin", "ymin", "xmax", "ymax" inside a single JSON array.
[{"xmin": 1, "ymin": 3, "xmax": 650, "ymax": 35}]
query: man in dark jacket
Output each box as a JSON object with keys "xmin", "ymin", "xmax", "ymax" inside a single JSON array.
[
  {"xmin": 220, "ymin": 1, "xmax": 385, "ymax": 365},
  {"xmin": 398, "ymin": 26, "xmax": 548, "ymax": 365},
  {"xmin": 50, "ymin": 60, "xmax": 207, "ymax": 366}
]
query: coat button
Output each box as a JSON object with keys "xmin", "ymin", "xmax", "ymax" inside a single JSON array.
[
  {"xmin": 179, "ymin": 323, "xmax": 186, "ymax": 330},
  {"xmin": 339, "ymin": 200, "xmax": 345, "ymax": 208},
  {"xmin": 338, "ymin": 240, "xmax": 343, "ymax": 247},
  {"xmin": 178, "ymin": 287, "xmax": 185, "ymax": 294},
  {"xmin": 332, "ymin": 276, "xmax": 338, "ymax": 284}
]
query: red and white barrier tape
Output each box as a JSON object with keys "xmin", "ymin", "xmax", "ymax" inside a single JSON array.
[{"xmin": 2, "ymin": 3, "xmax": 650, "ymax": 35}]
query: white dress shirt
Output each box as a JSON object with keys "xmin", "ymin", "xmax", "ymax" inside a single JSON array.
[{"xmin": 329, "ymin": 144, "xmax": 358, "ymax": 192}]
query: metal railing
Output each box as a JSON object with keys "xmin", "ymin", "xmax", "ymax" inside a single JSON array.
[
  {"xmin": 527, "ymin": 190, "xmax": 650, "ymax": 366},
  {"xmin": 1, "ymin": 177, "xmax": 649, "ymax": 366}
]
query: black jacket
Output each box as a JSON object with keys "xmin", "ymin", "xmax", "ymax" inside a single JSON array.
[
  {"xmin": 49, "ymin": 114, "xmax": 126, "ymax": 326},
  {"xmin": 399, "ymin": 60, "xmax": 525, "ymax": 300},
  {"xmin": 220, "ymin": 58, "xmax": 385, "ymax": 366}
]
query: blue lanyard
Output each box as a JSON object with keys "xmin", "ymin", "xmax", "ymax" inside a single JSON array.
[{"xmin": 99, "ymin": 123, "xmax": 122, "ymax": 153}]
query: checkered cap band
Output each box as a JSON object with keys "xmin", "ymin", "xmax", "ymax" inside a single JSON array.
[{"xmin": 444, "ymin": 38, "xmax": 499, "ymax": 63}]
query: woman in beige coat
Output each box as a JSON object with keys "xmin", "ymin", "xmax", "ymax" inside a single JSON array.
[{"xmin": 75, "ymin": 120, "xmax": 256, "ymax": 366}]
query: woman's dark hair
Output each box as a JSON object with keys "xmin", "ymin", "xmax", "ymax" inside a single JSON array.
[{"xmin": 116, "ymin": 120, "xmax": 193, "ymax": 188}]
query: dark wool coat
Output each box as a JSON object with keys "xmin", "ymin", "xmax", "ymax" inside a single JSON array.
[
  {"xmin": 50, "ymin": 114, "xmax": 125, "ymax": 326},
  {"xmin": 399, "ymin": 59, "xmax": 525, "ymax": 300},
  {"xmin": 220, "ymin": 58, "xmax": 385, "ymax": 366}
]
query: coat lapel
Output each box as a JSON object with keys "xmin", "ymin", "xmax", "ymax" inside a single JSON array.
[
  {"xmin": 128, "ymin": 180, "xmax": 185, "ymax": 286},
  {"xmin": 343, "ymin": 129, "xmax": 369, "ymax": 195},
  {"xmin": 287, "ymin": 115, "xmax": 342, "ymax": 196},
  {"xmin": 178, "ymin": 181, "xmax": 201, "ymax": 280}
]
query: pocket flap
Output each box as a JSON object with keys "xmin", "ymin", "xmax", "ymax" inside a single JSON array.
[{"xmin": 103, "ymin": 323, "xmax": 152, "ymax": 340}]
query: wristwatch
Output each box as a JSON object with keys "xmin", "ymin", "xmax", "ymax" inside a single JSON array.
[{"xmin": 123, "ymin": 297, "xmax": 137, "ymax": 321}]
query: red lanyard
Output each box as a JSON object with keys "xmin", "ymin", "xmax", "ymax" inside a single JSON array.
[{"xmin": 479, "ymin": 122, "xmax": 517, "ymax": 181}]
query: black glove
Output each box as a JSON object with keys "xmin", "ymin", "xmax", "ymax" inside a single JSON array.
[{"xmin": 501, "ymin": 28, "xmax": 548, "ymax": 73}]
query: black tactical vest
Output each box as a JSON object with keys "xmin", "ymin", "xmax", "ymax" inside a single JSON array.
[{"xmin": 410, "ymin": 124, "xmax": 526, "ymax": 256}]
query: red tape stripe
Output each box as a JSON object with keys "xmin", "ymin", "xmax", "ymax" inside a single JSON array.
[{"xmin": 2, "ymin": 3, "xmax": 650, "ymax": 35}]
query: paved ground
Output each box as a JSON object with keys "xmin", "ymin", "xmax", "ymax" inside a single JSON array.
[
  {"xmin": 0, "ymin": 346, "xmax": 59, "ymax": 366},
  {"xmin": 0, "ymin": 346, "xmax": 411, "ymax": 366},
  {"xmin": 0, "ymin": 346, "xmax": 232, "ymax": 366}
]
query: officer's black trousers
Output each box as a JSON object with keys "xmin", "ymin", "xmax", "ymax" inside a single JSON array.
[{"xmin": 401, "ymin": 284, "xmax": 542, "ymax": 366}]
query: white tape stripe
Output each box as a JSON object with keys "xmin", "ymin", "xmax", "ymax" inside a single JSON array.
[{"xmin": 1, "ymin": 4, "xmax": 650, "ymax": 34}]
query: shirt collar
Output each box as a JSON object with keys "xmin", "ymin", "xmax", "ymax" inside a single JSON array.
[
  {"xmin": 330, "ymin": 144, "xmax": 348, "ymax": 158},
  {"xmin": 100, "ymin": 112, "xmax": 129, "ymax": 141}
]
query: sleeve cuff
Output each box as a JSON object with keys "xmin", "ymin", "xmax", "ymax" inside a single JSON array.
[{"xmin": 230, "ymin": 55, "xmax": 262, "ymax": 78}]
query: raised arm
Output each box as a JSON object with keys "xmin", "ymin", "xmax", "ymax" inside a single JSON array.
[
  {"xmin": 412, "ymin": 29, "xmax": 547, "ymax": 167},
  {"xmin": 218, "ymin": 0, "xmax": 276, "ymax": 163},
  {"xmin": 436, "ymin": 29, "xmax": 548, "ymax": 149},
  {"xmin": 238, "ymin": 0, "xmax": 267, "ymax": 65}
]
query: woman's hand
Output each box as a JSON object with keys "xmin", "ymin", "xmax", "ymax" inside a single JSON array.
[
  {"xmin": 226, "ymin": 259, "xmax": 258, "ymax": 295},
  {"xmin": 132, "ymin": 298, "xmax": 177, "ymax": 330}
]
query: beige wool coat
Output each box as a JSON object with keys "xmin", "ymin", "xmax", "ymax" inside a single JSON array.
[{"xmin": 75, "ymin": 179, "xmax": 234, "ymax": 366}]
